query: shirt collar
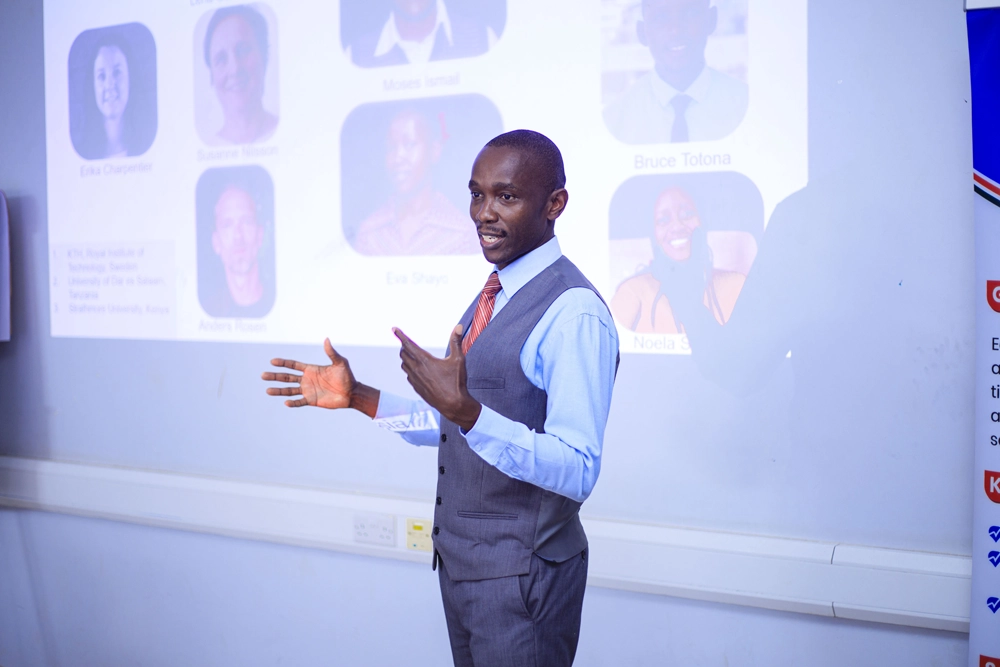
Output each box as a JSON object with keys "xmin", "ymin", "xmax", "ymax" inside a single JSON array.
[
  {"xmin": 649, "ymin": 65, "xmax": 712, "ymax": 108},
  {"xmin": 494, "ymin": 237, "xmax": 562, "ymax": 301},
  {"xmin": 374, "ymin": 0, "xmax": 454, "ymax": 58}
]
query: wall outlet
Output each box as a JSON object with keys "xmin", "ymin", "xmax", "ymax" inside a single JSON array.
[
  {"xmin": 353, "ymin": 512, "xmax": 396, "ymax": 548},
  {"xmin": 406, "ymin": 518, "xmax": 434, "ymax": 552}
]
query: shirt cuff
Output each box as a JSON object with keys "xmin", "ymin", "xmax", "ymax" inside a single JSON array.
[
  {"xmin": 462, "ymin": 405, "xmax": 517, "ymax": 466},
  {"xmin": 373, "ymin": 392, "xmax": 413, "ymax": 421}
]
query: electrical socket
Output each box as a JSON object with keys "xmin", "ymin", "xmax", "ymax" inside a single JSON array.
[
  {"xmin": 406, "ymin": 518, "xmax": 434, "ymax": 552},
  {"xmin": 353, "ymin": 512, "xmax": 396, "ymax": 548}
]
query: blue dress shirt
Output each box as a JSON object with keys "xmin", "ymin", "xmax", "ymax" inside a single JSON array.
[{"xmin": 374, "ymin": 237, "xmax": 619, "ymax": 503}]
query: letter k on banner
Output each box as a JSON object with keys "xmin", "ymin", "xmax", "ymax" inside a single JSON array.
[{"xmin": 987, "ymin": 471, "xmax": 1000, "ymax": 503}]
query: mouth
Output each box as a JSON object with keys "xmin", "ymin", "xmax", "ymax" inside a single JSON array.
[
  {"xmin": 669, "ymin": 238, "xmax": 690, "ymax": 248},
  {"xmin": 478, "ymin": 230, "xmax": 505, "ymax": 248},
  {"xmin": 223, "ymin": 75, "xmax": 250, "ymax": 92},
  {"xmin": 668, "ymin": 44, "xmax": 687, "ymax": 53}
]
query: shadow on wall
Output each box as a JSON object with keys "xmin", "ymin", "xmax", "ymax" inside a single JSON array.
[{"xmin": 0, "ymin": 194, "xmax": 51, "ymax": 460}]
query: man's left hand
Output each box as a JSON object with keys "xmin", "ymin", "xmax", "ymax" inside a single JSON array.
[{"xmin": 394, "ymin": 325, "xmax": 482, "ymax": 432}]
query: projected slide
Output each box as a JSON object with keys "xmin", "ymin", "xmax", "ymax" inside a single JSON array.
[{"xmin": 43, "ymin": 0, "xmax": 806, "ymax": 352}]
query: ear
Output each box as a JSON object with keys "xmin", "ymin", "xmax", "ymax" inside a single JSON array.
[
  {"xmin": 636, "ymin": 19, "xmax": 648, "ymax": 47},
  {"xmin": 546, "ymin": 188, "xmax": 569, "ymax": 222}
]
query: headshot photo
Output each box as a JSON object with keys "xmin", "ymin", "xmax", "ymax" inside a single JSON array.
[
  {"xmin": 340, "ymin": 95, "xmax": 503, "ymax": 256},
  {"xmin": 193, "ymin": 4, "xmax": 279, "ymax": 146},
  {"xmin": 608, "ymin": 172, "xmax": 761, "ymax": 334},
  {"xmin": 602, "ymin": 0, "xmax": 748, "ymax": 144},
  {"xmin": 67, "ymin": 23, "xmax": 157, "ymax": 160},
  {"xmin": 341, "ymin": 0, "xmax": 506, "ymax": 68},
  {"xmin": 197, "ymin": 166, "xmax": 276, "ymax": 319}
]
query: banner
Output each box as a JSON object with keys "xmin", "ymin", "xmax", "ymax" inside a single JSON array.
[{"xmin": 968, "ymin": 6, "xmax": 1000, "ymax": 665}]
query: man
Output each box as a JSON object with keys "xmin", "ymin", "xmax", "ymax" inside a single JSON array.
[
  {"xmin": 603, "ymin": 0, "xmax": 748, "ymax": 144},
  {"xmin": 353, "ymin": 108, "xmax": 478, "ymax": 256},
  {"xmin": 262, "ymin": 130, "xmax": 618, "ymax": 666},
  {"xmin": 348, "ymin": 0, "xmax": 498, "ymax": 67},
  {"xmin": 204, "ymin": 181, "xmax": 274, "ymax": 318}
]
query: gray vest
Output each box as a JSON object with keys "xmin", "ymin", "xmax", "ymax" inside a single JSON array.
[{"xmin": 433, "ymin": 256, "xmax": 608, "ymax": 581}]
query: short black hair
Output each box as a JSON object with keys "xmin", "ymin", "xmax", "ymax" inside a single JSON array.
[
  {"xmin": 204, "ymin": 5, "xmax": 270, "ymax": 69},
  {"xmin": 484, "ymin": 129, "xmax": 566, "ymax": 194}
]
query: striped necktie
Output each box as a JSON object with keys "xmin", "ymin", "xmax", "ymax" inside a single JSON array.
[{"xmin": 462, "ymin": 272, "xmax": 502, "ymax": 354}]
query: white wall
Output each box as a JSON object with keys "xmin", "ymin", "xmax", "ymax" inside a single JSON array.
[{"xmin": 0, "ymin": 510, "xmax": 969, "ymax": 667}]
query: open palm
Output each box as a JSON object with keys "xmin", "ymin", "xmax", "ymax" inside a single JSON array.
[{"xmin": 262, "ymin": 338, "xmax": 356, "ymax": 409}]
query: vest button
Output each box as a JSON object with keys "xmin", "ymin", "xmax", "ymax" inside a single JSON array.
[
  {"xmin": 433, "ymin": 526, "xmax": 440, "ymax": 535},
  {"xmin": 439, "ymin": 466, "xmax": 446, "ymax": 475},
  {"xmin": 440, "ymin": 433, "xmax": 447, "ymax": 443},
  {"xmin": 436, "ymin": 496, "xmax": 442, "ymax": 505}
]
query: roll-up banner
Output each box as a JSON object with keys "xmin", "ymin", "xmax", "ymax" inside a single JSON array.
[{"xmin": 969, "ymin": 3, "xmax": 1000, "ymax": 665}]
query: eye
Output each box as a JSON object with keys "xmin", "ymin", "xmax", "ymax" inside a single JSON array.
[
  {"xmin": 470, "ymin": 191, "xmax": 482, "ymax": 200},
  {"xmin": 500, "ymin": 193, "xmax": 514, "ymax": 201}
]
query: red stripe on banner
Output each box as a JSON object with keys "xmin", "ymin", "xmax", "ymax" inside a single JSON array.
[{"xmin": 974, "ymin": 171, "xmax": 1000, "ymax": 196}]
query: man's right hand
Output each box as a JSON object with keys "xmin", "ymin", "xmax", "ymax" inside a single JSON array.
[{"xmin": 262, "ymin": 338, "xmax": 379, "ymax": 417}]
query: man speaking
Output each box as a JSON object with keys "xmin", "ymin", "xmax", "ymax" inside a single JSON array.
[{"xmin": 262, "ymin": 130, "xmax": 618, "ymax": 666}]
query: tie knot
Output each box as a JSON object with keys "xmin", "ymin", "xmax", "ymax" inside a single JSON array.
[
  {"xmin": 670, "ymin": 94, "xmax": 693, "ymax": 113},
  {"xmin": 482, "ymin": 272, "xmax": 501, "ymax": 296}
]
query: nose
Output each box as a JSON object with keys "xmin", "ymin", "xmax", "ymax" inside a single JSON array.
[
  {"xmin": 474, "ymin": 196, "xmax": 499, "ymax": 224},
  {"xmin": 222, "ymin": 52, "xmax": 240, "ymax": 78}
]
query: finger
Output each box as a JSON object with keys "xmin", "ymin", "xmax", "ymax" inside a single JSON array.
[
  {"xmin": 267, "ymin": 386, "xmax": 303, "ymax": 397},
  {"xmin": 324, "ymin": 338, "xmax": 342, "ymax": 363},
  {"xmin": 447, "ymin": 324, "xmax": 464, "ymax": 358},
  {"xmin": 399, "ymin": 344, "xmax": 419, "ymax": 364},
  {"xmin": 399, "ymin": 352, "xmax": 416, "ymax": 377},
  {"xmin": 393, "ymin": 327, "xmax": 430, "ymax": 359},
  {"xmin": 271, "ymin": 358, "xmax": 306, "ymax": 371},
  {"xmin": 261, "ymin": 371, "xmax": 302, "ymax": 383},
  {"xmin": 285, "ymin": 398, "xmax": 309, "ymax": 408},
  {"xmin": 392, "ymin": 327, "xmax": 415, "ymax": 349}
]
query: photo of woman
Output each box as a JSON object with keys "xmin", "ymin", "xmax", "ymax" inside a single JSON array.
[
  {"xmin": 194, "ymin": 4, "xmax": 279, "ymax": 146},
  {"xmin": 68, "ymin": 23, "xmax": 157, "ymax": 160},
  {"xmin": 608, "ymin": 172, "xmax": 762, "ymax": 336}
]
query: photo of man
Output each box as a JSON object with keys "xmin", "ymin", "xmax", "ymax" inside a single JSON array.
[
  {"xmin": 608, "ymin": 173, "xmax": 761, "ymax": 335},
  {"xmin": 342, "ymin": 0, "xmax": 505, "ymax": 67},
  {"xmin": 602, "ymin": 0, "xmax": 748, "ymax": 144},
  {"xmin": 197, "ymin": 166, "xmax": 276, "ymax": 319},
  {"xmin": 193, "ymin": 4, "xmax": 279, "ymax": 146},
  {"xmin": 353, "ymin": 108, "xmax": 478, "ymax": 256},
  {"xmin": 340, "ymin": 95, "xmax": 503, "ymax": 256}
]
